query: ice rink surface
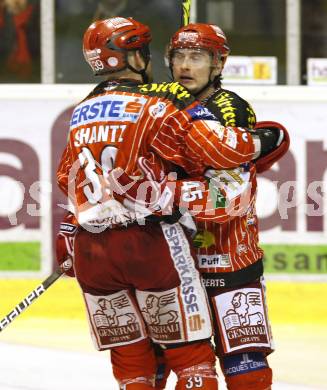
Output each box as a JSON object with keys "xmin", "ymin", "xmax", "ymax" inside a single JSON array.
[
  {"xmin": 0, "ymin": 342, "xmax": 323, "ymax": 390},
  {"xmin": 1, "ymin": 280, "xmax": 326, "ymax": 390}
]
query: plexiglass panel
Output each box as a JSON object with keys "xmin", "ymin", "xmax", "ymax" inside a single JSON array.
[{"xmin": 55, "ymin": 0, "xmax": 180, "ymax": 83}]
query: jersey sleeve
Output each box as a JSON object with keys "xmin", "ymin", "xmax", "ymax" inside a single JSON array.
[
  {"xmin": 57, "ymin": 143, "xmax": 72, "ymax": 197},
  {"xmin": 176, "ymin": 164, "xmax": 257, "ymax": 223},
  {"xmin": 205, "ymin": 90, "xmax": 257, "ymax": 129},
  {"xmin": 185, "ymin": 119, "xmax": 255, "ymax": 169},
  {"xmin": 150, "ymin": 104, "xmax": 255, "ymax": 174}
]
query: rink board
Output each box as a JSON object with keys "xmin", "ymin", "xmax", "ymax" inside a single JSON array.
[{"xmin": 0, "ymin": 85, "xmax": 327, "ymax": 278}]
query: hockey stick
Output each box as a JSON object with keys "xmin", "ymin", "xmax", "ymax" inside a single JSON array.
[
  {"xmin": 0, "ymin": 259, "xmax": 72, "ymax": 332},
  {"xmin": 181, "ymin": 0, "xmax": 192, "ymax": 27}
]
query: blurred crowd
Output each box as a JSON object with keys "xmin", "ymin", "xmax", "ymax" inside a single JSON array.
[{"xmin": 0, "ymin": 0, "xmax": 39, "ymax": 81}]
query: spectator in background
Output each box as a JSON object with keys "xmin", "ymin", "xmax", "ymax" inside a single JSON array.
[
  {"xmin": 0, "ymin": 0, "xmax": 40, "ymax": 82},
  {"xmin": 93, "ymin": 0, "xmax": 129, "ymax": 20},
  {"xmin": 0, "ymin": 0, "xmax": 5, "ymax": 28},
  {"xmin": 0, "ymin": 0, "xmax": 9, "ymax": 74},
  {"xmin": 5, "ymin": 0, "xmax": 34, "ymax": 77}
]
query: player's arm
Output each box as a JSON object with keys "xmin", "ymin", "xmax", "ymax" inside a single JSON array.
[
  {"xmin": 185, "ymin": 115, "xmax": 286, "ymax": 170},
  {"xmin": 151, "ymin": 103, "xmax": 267, "ymax": 172},
  {"xmin": 205, "ymin": 95, "xmax": 290, "ymax": 172},
  {"xmin": 56, "ymin": 138, "xmax": 83, "ymax": 211},
  {"xmin": 180, "ymin": 165, "xmax": 257, "ymax": 223},
  {"xmin": 107, "ymin": 155, "xmax": 257, "ymax": 224},
  {"xmin": 55, "ymin": 212, "xmax": 78, "ymax": 277},
  {"xmin": 57, "ymin": 144, "xmax": 72, "ymax": 197},
  {"xmin": 184, "ymin": 118, "xmax": 258, "ymax": 169}
]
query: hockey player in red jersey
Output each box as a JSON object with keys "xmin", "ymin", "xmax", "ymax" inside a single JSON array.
[
  {"xmin": 145, "ymin": 23, "xmax": 290, "ymax": 390},
  {"xmin": 55, "ymin": 17, "xmax": 283, "ymax": 390}
]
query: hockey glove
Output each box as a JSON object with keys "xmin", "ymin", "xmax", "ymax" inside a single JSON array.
[
  {"xmin": 253, "ymin": 120, "xmax": 290, "ymax": 173},
  {"xmin": 55, "ymin": 212, "xmax": 78, "ymax": 277}
]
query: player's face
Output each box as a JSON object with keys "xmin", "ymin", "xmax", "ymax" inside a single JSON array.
[{"xmin": 171, "ymin": 48, "xmax": 214, "ymax": 94}]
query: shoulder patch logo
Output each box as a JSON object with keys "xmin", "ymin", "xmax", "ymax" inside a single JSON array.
[
  {"xmin": 186, "ymin": 105, "xmax": 217, "ymax": 121},
  {"xmin": 148, "ymin": 102, "xmax": 167, "ymax": 118}
]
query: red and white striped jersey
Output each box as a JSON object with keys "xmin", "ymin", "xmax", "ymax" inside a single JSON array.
[
  {"xmin": 193, "ymin": 178, "xmax": 264, "ymax": 275},
  {"xmin": 192, "ymin": 91, "xmax": 289, "ymax": 283},
  {"xmin": 193, "ymin": 88, "xmax": 263, "ymax": 281},
  {"xmin": 57, "ymin": 80, "xmax": 255, "ymax": 226}
]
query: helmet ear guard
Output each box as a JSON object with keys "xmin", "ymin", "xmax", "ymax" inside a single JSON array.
[
  {"xmin": 83, "ymin": 45, "xmax": 127, "ymax": 75},
  {"xmin": 82, "ymin": 17, "xmax": 152, "ymax": 77}
]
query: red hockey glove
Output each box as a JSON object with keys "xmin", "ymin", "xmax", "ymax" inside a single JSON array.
[
  {"xmin": 55, "ymin": 212, "xmax": 78, "ymax": 277},
  {"xmin": 254, "ymin": 120, "xmax": 290, "ymax": 173}
]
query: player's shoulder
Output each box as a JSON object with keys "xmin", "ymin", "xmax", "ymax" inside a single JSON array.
[
  {"xmin": 134, "ymin": 81, "xmax": 196, "ymax": 109},
  {"xmin": 205, "ymin": 87, "xmax": 256, "ymax": 128},
  {"xmin": 83, "ymin": 80, "xmax": 196, "ymax": 110},
  {"xmin": 209, "ymin": 87, "xmax": 252, "ymax": 109}
]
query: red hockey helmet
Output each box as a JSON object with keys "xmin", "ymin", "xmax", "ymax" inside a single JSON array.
[
  {"xmin": 83, "ymin": 17, "xmax": 152, "ymax": 76},
  {"xmin": 168, "ymin": 23, "xmax": 230, "ymax": 62}
]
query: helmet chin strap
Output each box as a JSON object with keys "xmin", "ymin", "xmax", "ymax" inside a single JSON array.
[
  {"xmin": 126, "ymin": 46, "xmax": 151, "ymax": 83},
  {"xmin": 194, "ymin": 68, "xmax": 218, "ymax": 98},
  {"xmin": 194, "ymin": 79, "xmax": 213, "ymax": 98},
  {"xmin": 194, "ymin": 53, "xmax": 224, "ymax": 97},
  {"xmin": 127, "ymin": 62, "xmax": 150, "ymax": 83}
]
